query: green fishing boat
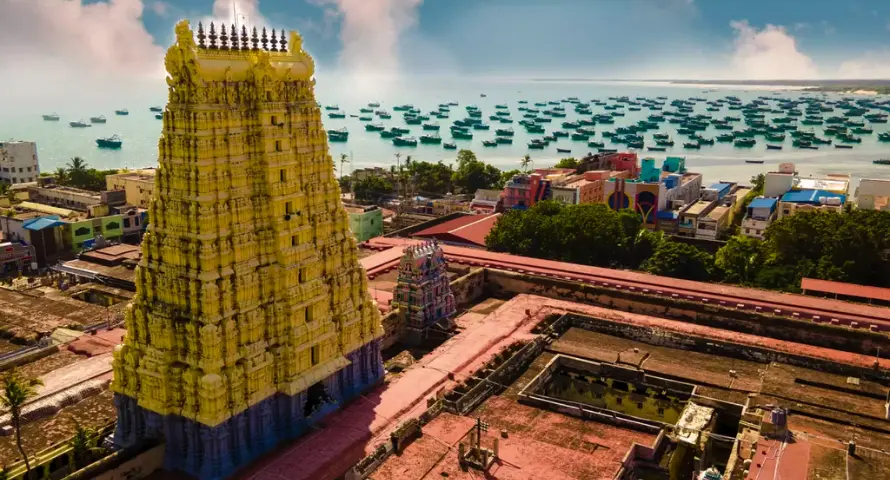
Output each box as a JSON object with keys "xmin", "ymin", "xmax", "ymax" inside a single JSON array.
[
  {"xmin": 327, "ymin": 128, "xmax": 348, "ymax": 142},
  {"xmin": 734, "ymin": 138, "xmax": 756, "ymax": 147},
  {"xmin": 420, "ymin": 133, "xmax": 442, "ymax": 144},
  {"xmin": 495, "ymin": 127, "xmax": 514, "ymax": 137},
  {"xmin": 393, "ymin": 136, "xmax": 418, "ymax": 147},
  {"xmin": 422, "ymin": 123, "xmax": 440, "ymax": 131},
  {"xmin": 365, "ymin": 123, "xmax": 385, "ymax": 131}
]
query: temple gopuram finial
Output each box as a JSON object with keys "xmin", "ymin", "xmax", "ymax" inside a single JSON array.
[
  {"xmin": 279, "ymin": 31, "xmax": 288, "ymax": 52},
  {"xmin": 241, "ymin": 25, "xmax": 249, "ymax": 50},
  {"xmin": 251, "ymin": 26, "xmax": 259, "ymax": 50},
  {"xmin": 261, "ymin": 27, "xmax": 269, "ymax": 50},
  {"xmin": 208, "ymin": 22, "xmax": 218, "ymax": 49},
  {"xmin": 197, "ymin": 22, "xmax": 206, "ymax": 48},
  {"xmin": 231, "ymin": 24, "xmax": 238, "ymax": 50},
  {"xmin": 270, "ymin": 29, "xmax": 278, "ymax": 51},
  {"xmin": 219, "ymin": 23, "xmax": 229, "ymax": 50}
]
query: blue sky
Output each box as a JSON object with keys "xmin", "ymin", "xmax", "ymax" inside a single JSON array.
[{"xmin": 126, "ymin": 0, "xmax": 890, "ymax": 79}]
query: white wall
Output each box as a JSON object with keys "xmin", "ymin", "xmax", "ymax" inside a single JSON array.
[{"xmin": 0, "ymin": 141, "xmax": 39, "ymax": 184}]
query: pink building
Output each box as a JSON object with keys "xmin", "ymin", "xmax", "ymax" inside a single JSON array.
[{"xmin": 503, "ymin": 173, "xmax": 552, "ymax": 210}]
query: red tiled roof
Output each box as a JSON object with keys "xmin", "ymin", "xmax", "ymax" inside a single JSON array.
[
  {"xmin": 413, "ymin": 214, "xmax": 499, "ymax": 247},
  {"xmin": 801, "ymin": 278, "xmax": 890, "ymax": 302}
]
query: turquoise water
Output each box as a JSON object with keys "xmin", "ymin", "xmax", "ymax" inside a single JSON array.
[{"xmin": 3, "ymin": 76, "xmax": 889, "ymax": 187}]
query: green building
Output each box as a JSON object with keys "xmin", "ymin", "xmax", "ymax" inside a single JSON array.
[
  {"xmin": 63, "ymin": 215, "xmax": 124, "ymax": 250},
  {"xmin": 346, "ymin": 205, "xmax": 383, "ymax": 242}
]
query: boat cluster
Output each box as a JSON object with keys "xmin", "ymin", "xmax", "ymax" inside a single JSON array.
[
  {"xmin": 42, "ymin": 108, "xmax": 138, "ymax": 149},
  {"xmin": 321, "ymin": 93, "xmax": 890, "ymax": 155}
]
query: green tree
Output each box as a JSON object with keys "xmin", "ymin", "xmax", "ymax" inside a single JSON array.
[
  {"xmin": 1, "ymin": 369, "xmax": 43, "ymax": 478},
  {"xmin": 54, "ymin": 167, "xmax": 69, "ymax": 185},
  {"xmin": 66, "ymin": 157, "xmax": 89, "ymax": 186},
  {"xmin": 750, "ymin": 173, "xmax": 766, "ymax": 194},
  {"xmin": 406, "ymin": 161, "xmax": 453, "ymax": 195},
  {"xmin": 715, "ymin": 235, "xmax": 763, "ymax": 284},
  {"xmin": 554, "ymin": 157, "xmax": 579, "ymax": 169},
  {"xmin": 630, "ymin": 228, "xmax": 665, "ymax": 269},
  {"xmin": 496, "ymin": 169, "xmax": 521, "ymax": 189},
  {"xmin": 352, "ymin": 176, "xmax": 394, "ymax": 202},
  {"xmin": 642, "ymin": 241, "xmax": 714, "ymax": 281},
  {"xmin": 452, "ymin": 150, "xmax": 501, "ymax": 193}
]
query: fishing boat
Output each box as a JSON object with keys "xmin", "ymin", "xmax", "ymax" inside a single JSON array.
[
  {"xmin": 835, "ymin": 144, "xmax": 854, "ymax": 149},
  {"xmin": 528, "ymin": 140, "xmax": 546, "ymax": 150},
  {"xmin": 587, "ymin": 141, "xmax": 605, "ymax": 148},
  {"xmin": 422, "ymin": 123, "xmax": 440, "ymax": 131},
  {"xmin": 42, "ymin": 113, "xmax": 60, "ymax": 121},
  {"xmin": 766, "ymin": 145, "xmax": 783, "ymax": 150},
  {"xmin": 393, "ymin": 136, "xmax": 418, "ymax": 147},
  {"xmin": 556, "ymin": 148, "xmax": 571, "ymax": 154},
  {"xmin": 571, "ymin": 132, "xmax": 590, "ymax": 141},
  {"xmin": 70, "ymin": 119, "xmax": 91, "ymax": 128},
  {"xmin": 745, "ymin": 160, "xmax": 765, "ymax": 164},
  {"xmin": 368, "ymin": 102, "xmax": 381, "ymax": 107},
  {"xmin": 359, "ymin": 108, "xmax": 374, "ymax": 113},
  {"xmin": 328, "ymin": 111, "xmax": 346, "ymax": 119},
  {"xmin": 155, "ymin": 114, "xmax": 163, "ymax": 120},
  {"xmin": 443, "ymin": 142, "xmax": 457, "ymax": 150},
  {"xmin": 96, "ymin": 134, "xmax": 123, "ymax": 149},
  {"xmin": 734, "ymin": 138, "xmax": 756, "ymax": 147},
  {"xmin": 115, "ymin": 109, "xmax": 129, "ymax": 116},
  {"xmin": 452, "ymin": 130, "xmax": 473, "ymax": 140},
  {"xmin": 376, "ymin": 110, "xmax": 392, "ymax": 119},
  {"xmin": 482, "ymin": 140, "xmax": 498, "ymax": 147},
  {"xmin": 327, "ymin": 128, "xmax": 349, "ymax": 142},
  {"xmin": 359, "ymin": 116, "xmax": 373, "ymax": 122},
  {"xmin": 324, "ymin": 104, "xmax": 341, "ymax": 111},
  {"xmin": 599, "ymin": 148, "xmax": 618, "ymax": 153},
  {"xmin": 90, "ymin": 115, "xmax": 106, "ymax": 124},
  {"xmin": 420, "ymin": 133, "xmax": 442, "ymax": 144},
  {"xmin": 878, "ymin": 132, "xmax": 890, "ymax": 142},
  {"xmin": 365, "ymin": 123, "xmax": 385, "ymax": 131},
  {"xmin": 149, "ymin": 106, "xmax": 162, "ymax": 112},
  {"xmin": 496, "ymin": 136, "xmax": 513, "ymax": 144},
  {"xmin": 683, "ymin": 142, "xmax": 701, "ymax": 149},
  {"xmin": 495, "ymin": 127, "xmax": 514, "ymax": 137},
  {"xmin": 873, "ymin": 159, "xmax": 890, "ymax": 165},
  {"xmin": 648, "ymin": 146, "xmax": 667, "ymax": 152}
]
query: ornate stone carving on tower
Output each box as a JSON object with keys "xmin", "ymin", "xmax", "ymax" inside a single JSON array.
[
  {"xmin": 391, "ymin": 240, "xmax": 457, "ymax": 344},
  {"xmin": 110, "ymin": 20, "xmax": 384, "ymax": 479}
]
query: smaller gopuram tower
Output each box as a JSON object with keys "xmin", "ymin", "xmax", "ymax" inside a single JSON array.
[{"xmin": 391, "ymin": 241, "xmax": 456, "ymax": 344}]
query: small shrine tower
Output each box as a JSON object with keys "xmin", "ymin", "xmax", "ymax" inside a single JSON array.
[
  {"xmin": 110, "ymin": 20, "xmax": 384, "ymax": 479},
  {"xmin": 392, "ymin": 241, "xmax": 456, "ymax": 344}
]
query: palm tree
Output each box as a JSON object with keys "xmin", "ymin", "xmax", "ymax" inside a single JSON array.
[
  {"xmin": 69, "ymin": 420, "xmax": 103, "ymax": 470},
  {"xmin": 338, "ymin": 153, "xmax": 350, "ymax": 179},
  {"xmin": 520, "ymin": 154, "xmax": 533, "ymax": 172},
  {"xmin": 1, "ymin": 369, "xmax": 43, "ymax": 478},
  {"xmin": 54, "ymin": 167, "xmax": 69, "ymax": 185},
  {"xmin": 65, "ymin": 157, "xmax": 87, "ymax": 176}
]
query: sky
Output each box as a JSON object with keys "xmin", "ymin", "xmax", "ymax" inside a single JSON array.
[{"xmin": 0, "ymin": 0, "xmax": 888, "ymax": 106}]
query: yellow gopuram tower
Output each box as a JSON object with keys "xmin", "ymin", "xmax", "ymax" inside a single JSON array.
[{"xmin": 111, "ymin": 20, "xmax": 384, "ymax": 479}]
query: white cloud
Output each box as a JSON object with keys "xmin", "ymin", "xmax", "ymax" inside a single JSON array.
[
  {"xmin": 0, "ymin": 0, "xmax": 165, "ymax": 77},
  {"xmin": 149, "ymin": 1, "xmax": 168, "ymax": 17},
  {"xmin": 728, "ymin": 20, "xmax": 819, "ymax": 80},
  {"xmin": 837, "ymin": 51, "xmax": 890, "ymax": 79},
  {"xmin": 311, "ymin": 0, "xmax": 423, "ymax": 76}
]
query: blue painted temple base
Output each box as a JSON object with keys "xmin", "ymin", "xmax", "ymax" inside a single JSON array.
[{"xmin": 114, "ymin": 342, "xmax": 384, "ymax": 480}]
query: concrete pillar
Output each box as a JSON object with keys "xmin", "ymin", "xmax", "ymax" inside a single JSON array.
[{"xmin": 848, "ymin": 441, "xmax": 856, "ymax": 456}]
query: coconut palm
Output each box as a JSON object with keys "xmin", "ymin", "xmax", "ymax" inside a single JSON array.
[
  {"xmin": 69, "ymin": 420, "xmax": 104, "ymax": 470},
  {"xmin": 520, "ymin": 154, "xmax": 533, "ymax": 172},
  {"xmin": 54, "ymin": 167, "xmax": 69, "ymax": 186},
  {"xmin": 0, "ymin": 369, "xmax": 42, "ymax": 478}
]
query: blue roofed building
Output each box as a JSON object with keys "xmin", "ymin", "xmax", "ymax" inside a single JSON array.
[
  {"xmin": 741, "ymin": 197, "xmax": 778, "ymax": 239},
  {"xmin": 778, "ymin": 189, "xmax": 846, "ymax": 219}
]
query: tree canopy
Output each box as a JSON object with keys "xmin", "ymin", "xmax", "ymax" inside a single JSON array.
[
  {"xmin": 553, "ymin": 157, "xmax": 579, "ymax": 169},
  {"xmin": 54, "ymin": 157, "xmax": 119, "ymax": 192},
  {"xmin": 353, "ymin": 176, "xmax": 394, "ymax": 202},
  {"xmin": 406, "ymin": 160, "xmax": 453, "ymax": 195},
  {"xmin": 642, "ymin": 241, "xmax": 714, "ymax": 281},
  {"xmin": 452, "ymin": 150, "xmax": 501, "ymax": 193}
]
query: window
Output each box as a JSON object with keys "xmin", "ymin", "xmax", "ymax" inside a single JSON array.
[
  {"xmin": 310, "ymin": 345, "xmax": 319, "ymax": 365},
  {"xmin": 134, "ymin": 217, "xmax": 140, "ymax": 226},
  {"xmin": 616, "ymin": 397, "xmax": 623, "ymax": 404},
  {"xmin": 291, "ymin": 235, "xmax": 297, "ymax": 247},
  {"xmin": 18, "ymin": 168, "xmax": 22, "ymax": 173},
  {"xmin": 280, "ymin": 169, "xmax": 286, "ymax": 182},
  {"xmin": 271, "ymin": 115, "xmax": 277, "ymax": 126},
  {"xmin": 266, "ymin": 91, "xmax": 272, "ymax": 102},
  {"xmin": 123, "ymin": 218, "xmax": 131, "ymax": 228},
  {"xmin": 27, "ymin": 177, "xmax": 32, "ymax": 182},
  {"xmin": 657, "ymin": 407, "xmax": 665, "ymax": 416},
  {"xmin": 286, "ymin": 201, "xmax": 293, "ymax": 215},
  {"xmin": 12, "ymin": 178, "xmax": 16, "ymax": 183},
  {"xmin": 275, "ymin": 140, "xmax": 282, "ymax": 152},
  {"xmin": 637, "ymin": 402, "xmax": 643, "ymax": 409},
  {"xmin": 26, "ymin": 167, "xmax": 31, "ymax": 172},
  {"xmin": 299, "ymin": 267, "xmax": 307, "ymax": 283}
]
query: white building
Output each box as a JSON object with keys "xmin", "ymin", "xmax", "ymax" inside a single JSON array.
[
  {"xmin": 0, "ymin": 141, "xmax": 39, "ymax": 185},
  {"xmin": 856, "ymin": 178, "xmax": 890, "ymax": 211}
]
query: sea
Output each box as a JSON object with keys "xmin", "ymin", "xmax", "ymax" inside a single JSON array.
[{"xmin": 3, "ymin": 76, "xmax": 889, "ymax": 190}]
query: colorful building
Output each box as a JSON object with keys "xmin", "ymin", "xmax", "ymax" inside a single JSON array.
[
  {"xmin": 391, "ymin": 241, "xmax": 456, "ymax": 344},
  {"xmin": 778, "ymin": 189, "xmax": 846, "ymax": 218},
  {"xmin": 503, "ymin": 173, "xmax": 552, "ymax": 210},
  {"xmin": 0, "ymin": 140, "xmax": 39, "ymax": 185},
  {"xmin": 603, "ymin": 157, "xmax": 702, "ymax": 228},
  {"xmin": 111, "ymin": 21, "xmax": 384, "ymax": 479}
]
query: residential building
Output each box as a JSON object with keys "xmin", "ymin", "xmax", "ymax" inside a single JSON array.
[
  {"xmin": 677, "ymin": 200, "xmax": 716, "ymax": 237},
  {"xmin": 742, "ymin": 197, "xmax": 778, "ymax": 239},
  {"xmin": 855, "ymin": 178, "xmax": 890, "ymax": 211},
  {"xmin": 469, "ymin": 189, "xmax": 502, "ymax": 213},
  {"xmin": 532, "ymin": 168, "xmax": 577, "ymax": 185},
  {"xmin": 503, "ymin": 173, "xmax": 552, "ymax": 210},
  {"xmin": 27, "ymin": 183, "xmax": 126, "ymax": 216},
  {"xmin": 695, "ymin": 205, "xmax": 731, "ymax": 240},
  {"xmin": 0, "ymin": 140, "xmax": 39, "ymax": 185},
  {"xmin": 105, "ymin": 169, "xmax": 156, "ymax": 208},
  {"xmin": 111, "ymin": 22, "xmax": 385, "ymax": 479},
  {"xmin": 778, "ymin": 189, "xmax": 846, "ymax": 219},
  {"xmin": 0, "ymin": 241, "xmax": 36, "ymax": 274},
  {"xmin": 604, "ymin": 156, "xmax": 702, "ymax": 228},
  {"xmin": 345, "ymin": 204, "xmax": 383, "ymax": 242}
]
